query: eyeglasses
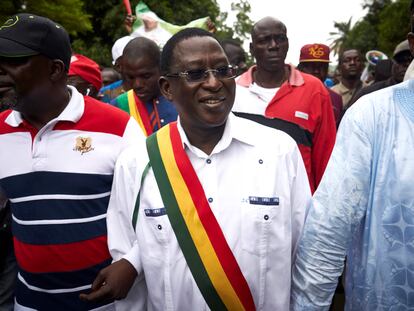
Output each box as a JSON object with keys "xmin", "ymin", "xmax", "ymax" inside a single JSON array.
[{"xmin": 165, "ymin": 65, "xmax": 238, "ymax": 83}]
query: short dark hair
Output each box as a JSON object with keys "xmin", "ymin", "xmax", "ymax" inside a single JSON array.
[
  {"xmin": 160, "ymin": 28, "xmax": 215, "ymax": 75},
  {"xmin": 338, "ymin": 48, "xmax": 362, "ymax": 65},
  {"xmin": 123, "ymin": 37, "xmax": 160, "ymax": 66}
]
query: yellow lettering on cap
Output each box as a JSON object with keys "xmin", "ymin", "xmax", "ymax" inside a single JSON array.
[
  {"xmin": 309, "ymin": 45, "xmax": 325, "ymax": 59},
  {"xmin": 0, "ymin": 16, "xmax": 19, "ymax": 30}
]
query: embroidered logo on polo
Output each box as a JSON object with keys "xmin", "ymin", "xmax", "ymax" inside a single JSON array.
[
  {"xmin": 249, "ymin": 196, "xmax": 279, "ymax": 206},
  {"xmin": 144, "ymin": 208, "xmax": 167, "ymax": 217},
  {"xmin": 73, "ymin": 137, "xmax": 94, "ymax": 155}
]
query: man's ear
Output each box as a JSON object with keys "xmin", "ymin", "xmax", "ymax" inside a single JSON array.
[
  {"xmin": 159, "ymin": 76, "xmax": 173, "ymax": 101},
  {"xmin": 50, "ymin": 59, "xmax": 66, "ymax": 82}
]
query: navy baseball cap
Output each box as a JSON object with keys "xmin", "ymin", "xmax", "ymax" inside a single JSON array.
[{"xmin": 0, "ymin": 13, "xmax": 71, "ymax": 69}]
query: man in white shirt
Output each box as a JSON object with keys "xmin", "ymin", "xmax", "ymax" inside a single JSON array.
[{"xmin": 82, "ymin": 27, "xmax": 311, "ymax": 310}]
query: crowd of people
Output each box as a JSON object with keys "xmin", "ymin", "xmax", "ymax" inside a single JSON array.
[{"xmin": 0, "ymin": 2, "xmax": 414, "ymax": 310}]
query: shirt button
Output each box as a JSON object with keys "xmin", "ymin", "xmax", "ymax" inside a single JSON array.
[
  {"xmin": 160, "ymin": 118, "xmax": 165, "ymax": 123},
  {"xmin": 208, "ymin": 197, "xmax": 213, "ymax": 203},
  {"xmin": 264, "ymin": 215, "xmax": 269, "ymax": 221},
  {"xmin": 206, "ymin": 159, "xmax": 212, "ymax": 164},
  {"xmin": 259, "ymin": 159, "xmax": 263, "ymax": 164},
  {"xmin": 157, "ymin": 224, "xmax": 162, "ymax": 230}
]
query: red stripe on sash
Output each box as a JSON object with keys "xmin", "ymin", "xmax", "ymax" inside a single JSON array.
[{"xmin": 169, "ymin": 123, "xmax": 256, "ymax": 311}]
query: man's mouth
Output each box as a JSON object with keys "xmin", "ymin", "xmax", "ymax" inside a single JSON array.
[{"xmin": 199, "ymin": 96, "xmax": 226, "ymax": 107}]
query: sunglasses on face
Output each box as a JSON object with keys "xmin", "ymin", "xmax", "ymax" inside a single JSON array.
[{"xmin": 166, "ymin": 65, "xmax": 238, "ymax": 83}]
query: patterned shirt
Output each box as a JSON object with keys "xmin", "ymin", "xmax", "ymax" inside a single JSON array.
[{"xmin": 292, "ymin": 80, "xmax": 414, "ymax": 310}]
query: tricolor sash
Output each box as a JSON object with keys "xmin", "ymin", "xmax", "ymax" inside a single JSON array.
[
  {"xmin": 146, "ymin": 122, "xmax": 256, "ymax": 311},
  {"xmin": 116, "ymin": 90, "xmax": 153, "ymax": 136}
]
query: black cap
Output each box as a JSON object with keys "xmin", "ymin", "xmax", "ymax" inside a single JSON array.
[{"xmin": 0, "ymin": 13, "xmax": 71, "ymax": 70}]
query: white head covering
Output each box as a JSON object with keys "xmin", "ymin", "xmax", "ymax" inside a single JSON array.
[{"xmin": 111, "ymin": 35, "xmax": 134, "ymax": 64}]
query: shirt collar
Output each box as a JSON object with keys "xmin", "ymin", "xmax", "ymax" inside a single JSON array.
[
  {"xmin": 176, "ymin": 113, "xmax": 256, "ymax": 158},
  {"xmin": 5, "ymin": 86, "xmax": 85, "ymax": 128},
  {"xmin": 236, "ymin": 64, "xmax": 304, "ymax": 87}
]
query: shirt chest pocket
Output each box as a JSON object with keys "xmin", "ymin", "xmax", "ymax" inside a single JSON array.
[
  {"xmin": 241, "ymin": 198, "xmax": 285, "ymax": 256},
  {"xmin": 143, "ymin": 209, "xmax": 172, "ymax": 261}
]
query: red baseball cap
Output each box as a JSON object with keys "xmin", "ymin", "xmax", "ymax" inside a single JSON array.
[
  {"xmin": 299, "ymin": 44, "xmax": 330, "ymax": 63},
  {"xmin": 68, "ymin": 54, "xmax": 103, "ymax": 91}
]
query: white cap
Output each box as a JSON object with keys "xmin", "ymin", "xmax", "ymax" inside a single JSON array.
[{"xmin": 111, "ymin": 35, "xmax": 134, "ymax": 64}]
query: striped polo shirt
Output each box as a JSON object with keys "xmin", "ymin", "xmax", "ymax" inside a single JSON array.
[{"xmin": 0, "ymin": 86, "xmax": 144, "ymax": 310}]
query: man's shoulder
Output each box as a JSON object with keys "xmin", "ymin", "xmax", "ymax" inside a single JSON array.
[
  {"xmin": 55, "ymin": 96, "xmax": 132, "ymax": 137},
  {"xmin": 345, "ymin": 80, "xmax": 407, "ymax": 122},
  {"xmin": 298, "ymin": 72, "xmax": 329, "ymax": 92},
  {"xmin": 233, "ymin": 114, "xmax": 297, "ymax": 153}
]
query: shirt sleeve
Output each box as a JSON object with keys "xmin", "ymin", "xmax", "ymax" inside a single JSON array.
[
  {"xmin": 311, "ymin": 90, "xmax": 337, "ymax": 190},
  {"xmin": 291, "ymin": 100, "xmax": 374, "ymax": 310},
  {"xmin": 122, "ymin": 117, "xmax": 146, "ymax": 149},
  {"xmin": 107, "ymin": 146, "xmax": 148, "ymax": 273}
]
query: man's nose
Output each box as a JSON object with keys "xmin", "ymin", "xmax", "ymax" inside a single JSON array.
[{"xmin": 202, "ymin": 71, "xmax": 222, "ymax": 90}]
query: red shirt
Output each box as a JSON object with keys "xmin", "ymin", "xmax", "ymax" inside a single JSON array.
[{"xmin": 237, "ymin": 65, "xmax": 336, "ymax": 192}]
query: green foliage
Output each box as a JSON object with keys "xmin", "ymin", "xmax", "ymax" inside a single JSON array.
[
  {"xmin": 231, "ymin": 0, "xmax": 253, "ymax": 41},
  {"xmin": 329, "ymin": 18, "xmax": 353, "ymax": 55},
  {"xmin": 341, "ymin": 19, "xmax": 377, "ymax": 56},
  {"xmin": 0, "ymin": 0, "xmax": 92, "ymax": 36},
  {"xmin": 378, "ymin": 0, "xmax": 411, "ymax": 55},
  {"xmin": 330, "ymin": 0, "xmax": 410, "ymax": 58},
  {"xmin": 0, "ymin": 0, "xmax": 253, "ymax": 67}
]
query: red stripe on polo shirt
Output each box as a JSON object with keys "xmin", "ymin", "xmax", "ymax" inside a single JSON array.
[
  {"xmin": 54, "ymin": 96, "xmax": 130, "ymax": 137},
  {"xmin": 14, "ymin": 235, "xmax": 111, "ymax": 273}
]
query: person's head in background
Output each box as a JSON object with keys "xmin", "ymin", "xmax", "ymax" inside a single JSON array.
[
  {"xmin": 101, "ymin": 68, "xmax": 121, "ymax": 87},
  {"xmin": 297, "ymin": 43, "xmax": 330, "ymax": 82},
  {"xmin": 221, "ymin": 39, "xmax": 247, "ymax": 75},
  {"xmin": 373, "ymin": 59, "xmax": 392, "ymax": 83},
  {"xmin": 0, "ymin": 13, "xmax": 71, "ymax": 123},
  {"xmin": 67, "ymin": 54, "xmax": 103, "ymax": 99},
  {"xmin": 337, "ymin": 49, "xmax": 364, "ymax": 83},
  {"xmin": 391, "ymin": 40, "xmax": 413, "ymax": 83},
  {"xmin": 122, "ymin": 37, "xmax": 161, "ymax": 102},
  {"xmin": 111, "ymin": 35, "xmax": 134, "ymax": 73},
  {"xmin": 250, "ymin": 17, "xmax": 288, "ymax": 74}
]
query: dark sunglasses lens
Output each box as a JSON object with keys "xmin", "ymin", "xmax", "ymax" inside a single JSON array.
[
  {"xmin": 216, "ymin": 66, "xmax": 236, "ymax": 79},
  {"xmin": 186, "ymin": 69, "xmax": 206, "ymax": 82}
]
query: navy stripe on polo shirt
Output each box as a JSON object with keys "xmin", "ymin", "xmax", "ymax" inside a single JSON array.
[
  {"xmin": 11, "ymin": 195, "xmax": 109, "ymax": 221},
  {"xmin": 16, "ymin": 275, "xmax": 114, "ymax": 311},
  {"xmin": 12, "ymin": 216, "xmax": 107, "ymax": 244},
  {"xmin": 18, "ymin": 259, "xmax": 111, "ymax": 291},
  {"xmin": 1, "ymin": 171, "xmax": 113, "ymax": 199}
]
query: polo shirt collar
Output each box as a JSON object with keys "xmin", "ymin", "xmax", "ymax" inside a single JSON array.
[
  {"xmin": 5, "ymin": 86, "xmax": 85, "ymax": 128},
  {"xmin": 237, "ymin": 64, "xmax": 304, "ymax": 87}
]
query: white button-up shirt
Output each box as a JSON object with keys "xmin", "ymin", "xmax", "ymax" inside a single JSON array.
[{"xmin": 107, "ymin": 114, "xmax": 311, "ymax": 310}]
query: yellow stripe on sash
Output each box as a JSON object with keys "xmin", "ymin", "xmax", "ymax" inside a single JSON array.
[
  {"xmin": 127, "ymin": 90, "xmax": 147, "ymax": 135},
  {"xmin": 157, "ymin": 130, "xmax": 246, "ymax": 310}
]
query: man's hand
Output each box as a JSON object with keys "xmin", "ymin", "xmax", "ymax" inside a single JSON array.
[
  {"xmin": 79, "ymin": 259, "xmax": 137, "ymax": 303},
  {"xmin": 206, "ymin": 18, "xmax": 216, "ymax": 33},
  {"xmin": 124, "ymin": 15, "xmax": 137, "ymax": 34}
]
